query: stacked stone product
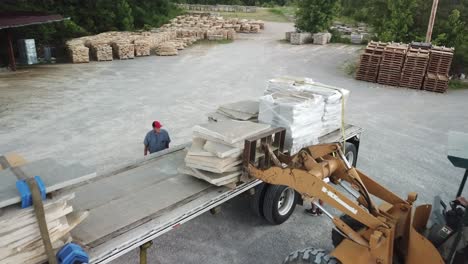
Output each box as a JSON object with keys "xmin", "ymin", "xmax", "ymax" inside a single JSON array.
[
  {"xmin": 155, "ymin": 42, "xmax": 178, "ymax": 56},
  {"xmin": 399, "ymin": 48, "xmax": 430, "ymax": 89},
  {"xmin": 133, "ymin": 39, "xmax": 150, "ymax": 57},
  {"xmin": 90, "ymin": 43, "xmax": 113, "ymax": 61},
  {"xmin": 313, "ymin": 33, "xmax": 331, "ymax": 45},
  {"xmin": 111, "ymin": 42, "xmax": 135, "ymax": 60},
  {"xmin": 355, "ymin": 42, "xmax": 388, "ymax": 82},
  {"xmin": 423, "ymin": 46, "xmax": 454, "ymax": 93},
  {"xmin": 290, "ymin": 32, "xmax": 312, "ymax": 45},
  {"xmin": 377, "ymin": 43, "xmax": 408, "ymax": 86},
  {"xmin": 66, "ymin": 40, "xmax": 90, "ymax": 63}
]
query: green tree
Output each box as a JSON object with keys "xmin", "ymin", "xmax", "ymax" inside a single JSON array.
[{"xmin": 295, "ymin": 0, "xmax": 340, "ymax": 33}]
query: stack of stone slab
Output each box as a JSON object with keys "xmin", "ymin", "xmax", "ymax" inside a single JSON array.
[
  {"xmin": 377, "ymin": 43, "xmax": 408, "ymax": 86},
  {"xmin": 400, "ymin": 48, "xmax": 430, "ymax": 89},
  {"xmin": 423, "ymin": 46, "xmax": 454, "ymax": 93},
  {"xmin": 179, "ymin": 120, "xmax": 270, "ymax": 186},
  {"xmin": 260, "ymin": 77, "xmax": 349, "ymax": 154},
  {"xmin": 356, "ymin": 41, "xmax": 388, "ymax": 82},
  {"xmin": 155, "ymin": 42, "xmax": 178, "ymax": 56},
  {"xmin": 133, "ymin": 39, "xmax": 151, "ymax": 57},
  {"xmin": 208, "ymin": 100, "xmax": 259, "ymax": 122},
  {"xmin": 0, "ymin": 194, "xmax": 88, "ymax": 264},
  {"xmin": 111, "ymin": 42, "xmax": 135, "ymax": 60},
  {"xmin": 290, "ymin": 32, "xmax": 312, "ymax": 45}
]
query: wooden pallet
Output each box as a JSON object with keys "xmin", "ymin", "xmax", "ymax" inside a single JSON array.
[
  {"xmin": 399, "ymin": 48, "xmax": 429, "ymax": 89},
  {"xmin": 377, "ymin": 44, "xmax": 408, "ymax": 86},
  {"xmin": 427, "ymin": 49, "xmax": 453, "ymax": 75},
  {"xmin": 423, "ymin": 73, "xmax": 449, "ymax": 93}
]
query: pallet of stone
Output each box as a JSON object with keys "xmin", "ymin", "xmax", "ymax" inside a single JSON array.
[
  {"xmin": 423, "ymin": 73, "xmax": 449, "ymax": 93},
  {"xmin": 0, "ymin": 192, "xmax": 89, "ymax": 264},
  {"xmin": 399, "ymin": 48, "xmax": 429, "ymax": 89},
  {"xmin": 90, "ymin": 43, "xmax": 113, "ymax": 61},
  {"xmin": 111, "ymin": 42, "xmax": 135, "ymax": 60},
  {"xmin": 290, "ymin": 32, "xmax": 312, "ymax": 45},
  {"xmin": 133, "ymin": 39, "xmax": 150, "ymax": 57},
  {"xmin": 216, "ymin": 100, "xmax": 259, "ymax": 121},
  {"xmin": 155, "ymin": 42, "xmax": 178, "ymax": 56},
  {"xmin": 67, "ymin": 45, "xmax": 89, "ymax": 63},
  {"xmin": 427, "ymin": 47, "xmax": 454, "ymax": 76}
]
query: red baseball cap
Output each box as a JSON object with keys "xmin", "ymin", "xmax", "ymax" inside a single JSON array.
[{"xmin": 152, "ymin": 121, "xmax": 162, "ymax": 128}]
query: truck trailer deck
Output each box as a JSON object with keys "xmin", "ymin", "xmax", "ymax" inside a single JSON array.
[{"xmin": 58, "ymin": 124, "xmax": 363, "ymax": 263}]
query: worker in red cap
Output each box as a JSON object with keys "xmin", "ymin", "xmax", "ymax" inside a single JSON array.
[{"xmin": 144, "ymin": 121, "xmax": 171, "ymax": 156}]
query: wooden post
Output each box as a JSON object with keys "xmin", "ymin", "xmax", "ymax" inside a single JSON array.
[
  {"xmin": 425, "ymin": 0, "xmax": 439, "ymax": 43},
  {"xmin": 6, "ymin": 29, "xmax": 16, "ymax": 71}
]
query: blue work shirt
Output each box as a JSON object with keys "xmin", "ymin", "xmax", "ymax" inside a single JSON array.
[{"xmin": 144, "ymin": 129, "xmax": 171, "ymax": 154}]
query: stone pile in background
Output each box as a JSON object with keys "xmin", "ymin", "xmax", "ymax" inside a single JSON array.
[{"xmin": 66, "ymin": 14, "xmax": 264, "ymax": 63}]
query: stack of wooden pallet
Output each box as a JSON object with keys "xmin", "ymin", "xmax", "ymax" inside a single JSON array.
[
  {"xmin": 399, "ymin": 48, "xmax": 430, "ymax": 89},
  {"xmin": 179, "ymin": 120, "xmax": 270, "ymax": 186},
  {"xmin": 377, "ymin": 43, "xmax": 408, "ymax": 86},
  {"xmin": 423, "ymin": 46, "xmax": 454, "ymax": 93},
  {"xmin": 356, "ymin": 41, "xmax": 388, "ymax": 82}
]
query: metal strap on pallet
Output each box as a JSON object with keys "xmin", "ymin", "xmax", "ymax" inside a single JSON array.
[{"xmin": 2, "ymin": 155, "xmax": 57, "ymax": 264}]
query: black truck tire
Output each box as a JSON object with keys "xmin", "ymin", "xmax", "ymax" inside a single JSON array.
[
  {"xmin": 283, "ymin": 248, "xmax": 341, "ymax": 264},
  {"xmin": 263, "ymin": 185, "xmax": 297, "ymax": 225},
  {"xmin": 331, "ymin": 214, "xmax": 365, "ymax": 247},
  {"xmin": 250, "ymin": 183, "xmax": 267, "ymax": 218},
  {"xmin": 344, "ymin": 142, "xmax": 357, "ymax": 167}
]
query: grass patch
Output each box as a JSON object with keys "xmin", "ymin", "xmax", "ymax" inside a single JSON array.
[
  {"xmin": 341, "ymin": 60, "xmax": 358, "ymax": 76},
  {"xmin": 449, "ymin": 79, "xmax": 468, "ymax": 90},
  {"xmin": 218, "ymin": 7, "xmax": 293, "ymax": 23}
]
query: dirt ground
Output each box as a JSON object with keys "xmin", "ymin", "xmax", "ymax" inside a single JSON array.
[{"xmin": 1, "ymin": 22, "xmax": 468, "ymax": 264}]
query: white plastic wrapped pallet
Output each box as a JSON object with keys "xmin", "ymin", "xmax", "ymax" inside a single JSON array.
[{"xmin": 259, "ymin": 77, "xmax": 350, "ymax": 154}]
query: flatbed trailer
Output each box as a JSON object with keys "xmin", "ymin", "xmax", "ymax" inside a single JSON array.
[{"xmin": 59, "ymin": 124, "xmax": 363, "ymax": 263}]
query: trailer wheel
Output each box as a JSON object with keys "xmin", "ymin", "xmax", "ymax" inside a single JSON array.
[
  {"xmin": 344, "ymin": 142, "xmax": 357, "ymax": 167},
  {"xmin": 263, "ymin": 185, "xmax": 297, "ymax": 225},
  {"xmin": 250, "ymin": 183, "xmax": 267, "ymax": 218},
  {"xmin": 283, "ymin": 248, "xmax": 341, "ymax": 264},
  {"xmin": 331, "ymin": 214, "xmax": 365, "ymax": 247}
]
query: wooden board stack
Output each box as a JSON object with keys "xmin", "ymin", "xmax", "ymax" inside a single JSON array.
[
  {"xmin": 399, "ymin": 48, "xmax": 430, "ymax": 89},
  {"xmin": 0, "ymin": 193, "xmax": 88, "ymax": 264},
  {"xmin": 377, "ymin": 43, "xmax": 408, "ymax": 86},
  {"xmin": 356, "ymin": 41, "xmax": 388, "ymax": 82},
  {"xmin": 179, "ymin": 120, "xmax": 270, "ymax": 186},
  {"xmin": 423, "ymin": 46, "xmax": 454, "ymax": 93}
]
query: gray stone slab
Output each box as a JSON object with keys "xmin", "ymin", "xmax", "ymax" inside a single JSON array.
[
  {"xmin": 193, "ymin": 120, "xmax": 270, "ymax": 145},
  {"xmin": 187, "ymin": 138, "xmax": 214, "ymax": 157},
  {"xmin": 0, "ymin": 158, "xmax": 95, "ymax": 208},
  {"xmin": 218, "ymin": 100, "xmax": 259, "ymax": 115},
  {"xmin": 178, "ymin": 166, "xmax": 240, "ymax": 186},
  {"xmin": 203, "ymin": 141, "xmax": 242, "ymax": 158},
  {"xmin": 217, "ymin": 108, "xmax": 256, "ymax": 121}
]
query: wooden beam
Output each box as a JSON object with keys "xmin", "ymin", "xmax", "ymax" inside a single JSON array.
[
  {"xmin": 425, "ymin": 0, "xmax": 439, "ymax": 43},
  {"xmin": 6, "ymin": 29, "xmax": 16, "ymax": 71}
]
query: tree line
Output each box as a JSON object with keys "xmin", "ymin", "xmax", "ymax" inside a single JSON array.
[{"xmin": 296, "ymin": 0, "xmax": 468, "ymax": 74}]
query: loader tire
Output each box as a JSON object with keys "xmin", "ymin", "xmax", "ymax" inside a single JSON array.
[
  {"xmin": 250, "ymin": 183, "xmax": 267, "ymax": 218},
  {"xmin": 283, "ymin": 248, "xmax": 341, "ymax": 264},
  {"xmin": 344, "ymin": 142, "xmax": 357, "ymax": 167},
  {"xmin": 331, "ymin": 214, "xmax": 365, "ymax": 247},
  {"xmin": 263, "ymin": 185, "xmax": 297, "ymax": 225}
]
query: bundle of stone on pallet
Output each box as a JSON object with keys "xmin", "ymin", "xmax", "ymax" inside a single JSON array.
[
  {"xmin": 355, "ymin": 41, "xmax": 388, "ymax": 82},
  {"xmin": 155, "ymin": 42, "xmax": 178, "ymax": 56},
  {"xmin": 399, "ymin": 48, "xmax": 430, "ymax": 89},
  {"xmin": 260, "ymin": 77, "xmax": 349, "ymax": 154},
  {"xmin": 290, "ymin": 32, "xmax": 312, "ymax": 45},
  {"xmin": 66, "ymin": 40, "xmax": 90, "ymax": 63},
  {"xmin": 377, "ymin": 43, "xmax": 408, "ymax": 86},
  {"xmin": 89, "ymin": 43, "xmax": 113, "ymax": 61},
  {"xmin": 179, "ymin": 120, "xmax": 270, "ymax": 186},
  {"xmin": 111, "ymin": 42, "xmax": 135, "ymax": 60},
  {"xmin": 0, "ymin": 193, "xmax": 88, "ymax": 264},
  {"xmin": 133, "ymin": 39, "xmax": 151, "ymax": 57}
]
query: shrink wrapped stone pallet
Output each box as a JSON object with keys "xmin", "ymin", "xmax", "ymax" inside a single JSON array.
[
  {"xmin": 260, "ymin": 77, "xmax": 349, "ymax": 154},
  {"xmin": 290, "ymin": 32, "xmax": 312, "ymax": 45},
  {"xmin": 111, "ymin": 42, "xmax": 135, "ymax": 60}
]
